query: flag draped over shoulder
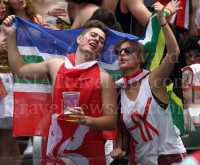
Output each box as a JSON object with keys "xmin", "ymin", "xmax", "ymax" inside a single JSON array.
[{"xmin": 12, "ymin": 12, "xmax": 184, "ymax": 136}]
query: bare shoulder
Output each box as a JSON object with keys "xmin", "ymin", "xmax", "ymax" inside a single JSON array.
[
  {"xmin": 79, "ymin": 4, "xmax": 99, "ymax": 25},
  {"xmin": 48, "ymin": 58, "xmax": 64, "ymax": 73},
  {"xmin": 100, "ymin": 68, "xmax": 115, "ymax": 88},
  {"xmin": 124, "ymin": 0, "xmax": 138, "ymax": 5},
  {"xmin": 100, "ymin": 67, "xmax": 112, "ymax": 78},
  {"xmin": 82, "ymin": 3, "xmax": 99, "ymax": 11},
  {"xmin": 47, "ymin": 58, "xmax": 64, "ymax": 67}
]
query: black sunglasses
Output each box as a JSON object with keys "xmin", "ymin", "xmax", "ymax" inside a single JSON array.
[
  {"xmin": 114, "ymin": 47, "xmax": 135, "ymax": 55},
  {"xmin": 185, "ymin": 53, "xmax": 200, "ymax": 59}
]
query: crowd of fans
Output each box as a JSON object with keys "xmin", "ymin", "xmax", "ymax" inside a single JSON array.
[{"xmin": 0, "ymin": 0, "xmax": 199, "ymax": 165}]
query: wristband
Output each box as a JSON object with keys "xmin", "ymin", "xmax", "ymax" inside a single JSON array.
[
  {"xmin": 165, "ymin": 8, "xmax": 172, "ymax": 15},
  {"xmin": 160, "ymin": 22, "xmax": 167, "ymax": 27},
  {"xmin": 164, "ymin": 8, "xmax": 172, "ymax": 16},
  {"xmin": 164, "ymin": 9, "xmax": 171, "ymax": 19}
]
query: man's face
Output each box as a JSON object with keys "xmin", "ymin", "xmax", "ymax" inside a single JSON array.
[
  {"xmin": 185, "ymin": 49, "xmax": 200, "ymax": 66},
  {"xmin": 78, "ymin": 28, "xmax": 106, "ymax": 57}
]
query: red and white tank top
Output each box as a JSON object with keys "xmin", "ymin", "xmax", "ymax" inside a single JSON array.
[{"xmin": 120, "ymin": 76, "xmax": 186, "ymax": 164}]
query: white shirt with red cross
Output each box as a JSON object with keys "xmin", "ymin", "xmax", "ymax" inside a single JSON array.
[{"xmin": 120, "ymin": 76, "xmax": 186, "ymax": 165}]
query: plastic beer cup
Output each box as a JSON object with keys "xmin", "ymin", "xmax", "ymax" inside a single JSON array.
[{"xmin": 62, "ymin": 91, "xmax": 80, "ymax": 121}]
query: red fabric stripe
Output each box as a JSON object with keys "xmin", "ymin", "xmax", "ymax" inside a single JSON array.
[
  {"xmin": 120, "ymin": 113, "xmax": 126, "ymax": 127},
  {"xmin": 143, "ymin": 97, "xmax": 153, "ymax": 140},
  {"xmin": 66, "ymin": 53, "xmax": 76, "ymax": 66},
  {"xmin": 129, "ymin": 97, "xmax": 159, "ymax": 142},
  {"xmin": 192, "ymin": 150, "xmax": 200, "ymax": 163},
  {"xmin": 129, "ymin": 70, "xmax": 143, "ymax": 79},
  {"xmin": 143, "ymin": 72, "xmax": 151, "ymax": 79},
  {"xmin": 121, "ymin": 113, "xmax": 138, "ymax": 144},
  {"xmin": 103, "ymin": 127, "xmax": 117, "ymax": 140},
  {"xmin": 176, "ymin": 0, "xmax": 187, "ymax": 28},
  {"xmin": 123, "ymin": 70, "xmax": 150, "ymax": 85},
  {"xmin": 156, "ymin": 0, "xmax": 169, "ymax": 6},
  {"xmin": 13, "ymin": 92, "xmax": 52, "ymax": 136},
  {"xmin": 158, "ymin": 152, "xmax": 188, "ymax": 165},
  {"xmin": 130, "ymin": 112, "xmax": 148, "ymax": 142}
]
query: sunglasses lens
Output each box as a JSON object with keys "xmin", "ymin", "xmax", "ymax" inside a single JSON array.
[
  {"xmin": 115, "ymin": 49, "xmax": 122, "ymax": 55},
  {"xmin": 125, "ymin": 47, "xmax": 134, "ymax": 54},
  {"xmin": 185, "ymin": 54, "xmax": 192, "ymax": 59},
  {"xmin": 195, "ymin": 54, "xmax": 200, "ymax": 59},
  {"xmin": 115, "ymin": 47, "xmax": 134, "ymax": 55}
]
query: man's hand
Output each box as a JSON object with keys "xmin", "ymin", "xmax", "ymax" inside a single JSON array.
[
  {"xmin": 110, "ymin": 148, "xmax": 126, "ymax": 159},
  {"xmin": 69, "ymin": 107, "xmax": 88, "ymax": 125},
  {"xmin": 165, "ymin": 0, "xmax": 182, "ymax": 15},
  {"xmin": 2, "ymin": 15, "xmax": 16, "ymax": 37}
]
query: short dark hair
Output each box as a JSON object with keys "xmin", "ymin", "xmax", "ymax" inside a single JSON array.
[
  {"xmin": 179, "ymin": 35, "xmax": 199, "ymax": 55},
  {"xmin": 178, "ymin": 35, "xmax": 200, "ymax": 68},
  {"xmin": 81, "ymin": 20, "xmax": 109, "ymax": 39},
  {"xmin": 89, "ymin": 8, "xmax": 123, "ymax": 32},
  {"xmin": 114, "ymin": 38, "xmax": 146, "ymax": 69},
  {"xmin": 68, "ymin": 0, "xmax": 103, "ymax": 6}
]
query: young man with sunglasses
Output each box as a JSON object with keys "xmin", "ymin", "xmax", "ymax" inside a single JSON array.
[
  {"xmin": 110, "ymin": 2, "xmax": 186, "ymax": 165},
  {"xmin": 2, "ymin": 17, "xmax": 117, "ymax": 164}
]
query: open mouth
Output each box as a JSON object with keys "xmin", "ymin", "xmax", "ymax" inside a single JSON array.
[
  {"xmin": 120, "ymin": 58, "xmax": 126, "ymax": 62},
  {"xmin": 19, "ymin": 1, "xmax": 24, "ymax": 6},
  {"xmin": 0, "ymin": 10, "xmax": 5, "ymax": 15},
  {"xmin": 89, "ymin": 43, "xmax": 97, "ymax": 49}
]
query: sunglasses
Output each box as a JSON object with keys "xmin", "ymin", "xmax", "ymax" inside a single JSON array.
[
  {"xmin": 114, "ymin": 47, "xmax": 135, "ymax": 55},
  {"xmin": 185, "ymin": 53, "xmax": 200, "ymax": 60}
]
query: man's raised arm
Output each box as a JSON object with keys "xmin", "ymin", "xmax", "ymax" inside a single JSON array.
[{"xmin": 3, "ymin": 15, "xmax": 50, "ymax": 80}]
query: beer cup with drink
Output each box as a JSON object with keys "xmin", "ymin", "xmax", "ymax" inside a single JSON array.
[{"xmin": 62, "ymin": 91, "xmax": 80, "ymax": 122}]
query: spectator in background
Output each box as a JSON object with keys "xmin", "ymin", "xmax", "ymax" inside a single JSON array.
[
  {"xmin": 179, "ymin": 35, "xmax": 200, "ymax": 107},
  {"xmin": 89, "ymin": 8, "xmax": 123, "ymax": 32},
  {"xmin": 33, "ymin": 0, "xmax": 67, "ymax": 19},
  {"xmin": 187, "ymin": 0, "xmax": 199, "ymax": 36},
  {"xmin": 0, "ymin": 0, "xmax": 20, "ymax": 164},
  {"xmin": 6, "ymin": 0, "xmax": 60, "ymax": 31},
  {"xmin": 4, "ymin": 0, "xmax": 53, "ymax": 157},
  {"xmin": 67, "ymin": 0, "xmax": 103, "ymax": 29},
  {"xmin": 144, "ymin": 0, "xmax": 156, "ymax": 10},
  {"xmin": 102, "ymin": 0, "xmax": 181, "ymax": 36},
  {"xmin": 179, "ymin": 35, "xmax": 200, "ymax": 68},
  {"xmin": 33, "ymin": 0, "xmax": 71, "ymax": 30},
  {"xmin": 5, "ymin": 0, "xmax": 42, "ymax": 23}
]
